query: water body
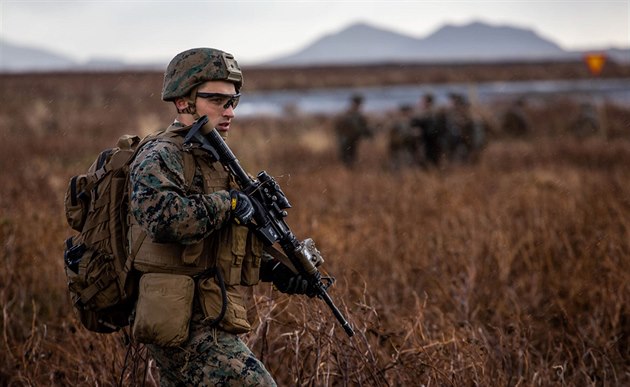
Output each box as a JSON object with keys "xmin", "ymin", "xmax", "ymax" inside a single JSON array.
[{"xmin": 237, "ymin": 78, "xmax": 630, "ymax": 117}]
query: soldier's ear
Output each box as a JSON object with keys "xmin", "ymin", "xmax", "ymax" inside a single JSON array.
[{"xmin": 175, "ymin": 98, "xmax": 189, "ymax": 111}]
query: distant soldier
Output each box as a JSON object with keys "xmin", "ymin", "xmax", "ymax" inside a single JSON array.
[
  {"xmin": 411, "ymin": 93, "xmax": 444, "ymax": 167},
  {"xmin": 388, "ymin": 104, "xmax": 420, "ymax": 169},
  {"xmin": 445, "ymin": 93, "xmax": 485, "ymax": 164},
  {"xmin": 334, "ymin": 93, "xmax": 372, "ymax": 167},
  {"xmin": 501, "ymin": 97, "xmax": 530, "ymax": 137},
  {"xmin": 568, "ymin": 101, "xmax": 601, "ymax": 138}
]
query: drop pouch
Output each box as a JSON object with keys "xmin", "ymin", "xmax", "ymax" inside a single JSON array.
[
  {"xmin": 197, "ymin": 276, "xmax": 251, "ymax": 334},
  {"xmin": 132, "ymin": 273, "xmax": 194, "ymax": 347}
]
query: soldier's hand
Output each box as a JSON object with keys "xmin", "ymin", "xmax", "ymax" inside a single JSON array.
[
  {"xmin": 270, "ymin": 262, "xmax": 315, "ymax": 297},
  {"xmin": 229, "ymin": 189, "xmax": 255, "ymax": 225}
]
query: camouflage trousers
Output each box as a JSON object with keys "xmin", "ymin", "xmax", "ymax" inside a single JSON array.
[{"xmin": 146, "ymin": 312, "xmax": 276, "ymax": 386}]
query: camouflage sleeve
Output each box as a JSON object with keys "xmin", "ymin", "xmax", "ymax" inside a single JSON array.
[{"xmin": 129, "ymin": 139, "xmax": 231, "ymax": 245}]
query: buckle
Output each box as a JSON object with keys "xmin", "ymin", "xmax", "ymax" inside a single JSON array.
[{"xmin": 64, "ymin": 242, "xmax": 86, "ymax": 272}]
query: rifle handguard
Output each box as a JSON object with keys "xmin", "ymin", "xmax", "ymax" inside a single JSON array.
[{"xmin": 294, "ymin": 238, "xmax": 324, "ymax": 277}]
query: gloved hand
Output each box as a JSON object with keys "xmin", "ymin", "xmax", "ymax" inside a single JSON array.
[
  {"xmin": 230, "ymin": 189, "xmax": 255, "ymax": 225},
  {"xmin": 268, "ymin": 261, "xmax": 315, "ymax": 296}
]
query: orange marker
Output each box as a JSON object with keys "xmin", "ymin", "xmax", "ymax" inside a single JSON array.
[{"xmin": 584, "ymin": 53, "xmax": 607, "ymax": 76}]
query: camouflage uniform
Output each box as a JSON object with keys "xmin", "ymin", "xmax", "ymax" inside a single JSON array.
[
  {"xmin": 334, "ymin": 95, "xmax": 371, "ymax": 167},
  {"xmin": 501, "ymin": 98, "xmax": 530, "ymax": 138},
  {"xmin": 568, "ymin": 102, "xmax": 600, "ymax": 138},
  {"xmin": 130, "ymin": 131, "xmax": 231, "ymax": 244},
  {"xmin": 129, "ymin": 122, "xmax": 277, "ymax": 386},
  {"xmin": 388, "ymin": 105, "xmax": 421, "ymax": 168},
  {"xmin": 444, "ymin": 94, "xmax": 485, "ymax": 163},
  {"xmin": 411, "ymin": 94, "xmax": 445, "ymax": 167},
  {"xmin": 146, "ymin": 310, "xmax": 275, "ymax": 386}
]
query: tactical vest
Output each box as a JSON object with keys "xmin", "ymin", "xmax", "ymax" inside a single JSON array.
[{"xmin": 130, "ymin": 124, "xmax": 262, "ymax": 333}]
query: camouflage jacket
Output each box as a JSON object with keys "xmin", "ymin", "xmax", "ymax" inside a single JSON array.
[
  {"xmin": 334, "ymin": 111, "xmax": 371, "ymax": 140},
  {"xmin": 129, "ymin": 122, "xmax": 232, "ymax": 245}
]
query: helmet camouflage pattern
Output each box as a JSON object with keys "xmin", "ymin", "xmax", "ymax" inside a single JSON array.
[{"xmin": 162, "ymin": 48, "xmax": 243, "ymax": 101}]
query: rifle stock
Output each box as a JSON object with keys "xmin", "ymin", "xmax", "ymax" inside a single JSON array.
[{"xmin": 184, "ymin": 116, "xmax": 354, "ymax": 337}]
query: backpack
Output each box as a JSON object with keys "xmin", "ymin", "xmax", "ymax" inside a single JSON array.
[{"xmin": 63, "ymin": 130, "xmax": 195, "ymax": 333}]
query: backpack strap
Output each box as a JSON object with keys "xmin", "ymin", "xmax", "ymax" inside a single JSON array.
[
  {"xmin": 80, "ymin": 149, "xmax": 115, "ymax": 194},
  {"xmin": 124, "ymin": 127, "xmax": 197, "ymax": 268},
  {"xmin": 147, "ymin": 128, "xmax": 197, "ymax": 190},
  {"xmin": 78, "ymin": 268, "xmax": 117, "ymax": 305},
  {"xmin": 182, "ymin": 151, "xmax": 196, "ymax": 190}
]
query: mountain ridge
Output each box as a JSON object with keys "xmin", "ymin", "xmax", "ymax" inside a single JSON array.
[
  {"xmin": 1, "ymin": 20, "xmax": 628, "ymax": 72},
  {"xmin": 267, "ymin": 20, "xmax": 579, "ymax": 66}
]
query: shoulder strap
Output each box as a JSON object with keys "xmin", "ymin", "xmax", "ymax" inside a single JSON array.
[
  {"xmin": 146, "ymin": 129, "xmax": 196, "ymax": 189},
  {"xmin": 182, "ymin": 152, "xmax": 196, "ymax": 188}
]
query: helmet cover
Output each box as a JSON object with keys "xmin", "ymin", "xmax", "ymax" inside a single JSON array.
[{"xmin": 162, "ymin": 48, "xmax": 243, "ymax": 101}]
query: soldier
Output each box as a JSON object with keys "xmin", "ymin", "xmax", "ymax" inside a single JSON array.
[
  {"xmin": 411, "ymin": 93, "xmax": 444, "ymax": 167},
  {"xmin": 501, "ymin": 97, "xmax": 530, "ymax": 138},
  {"xmin": 568, "ymin": 101, "xmax": 601, "ymax": 138},
  {"xmin": 388, "ymin": 104, "xmax": 421, "ymax": 169},
  {"xmin": 128, "ymin": 48, "xmax": 312, "ymax": 386},
  {"xmin": 444, "ymin": 93, "xmax": 485, "ymax": 164},
  {"xmin": 334, "ymin": 93, "xmax": 372, "ymax": 168}
]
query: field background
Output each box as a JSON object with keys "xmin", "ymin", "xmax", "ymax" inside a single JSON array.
[{"xmin": 1, "ymin": 61, "xmax": 630, "ymax": 386}]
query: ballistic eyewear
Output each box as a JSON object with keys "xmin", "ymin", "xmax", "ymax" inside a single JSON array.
[{"xmin": 196, "ymin": 92, "xmax": 241, "ymax": 109}]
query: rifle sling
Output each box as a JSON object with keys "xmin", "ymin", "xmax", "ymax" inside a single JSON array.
[{"xmin": 263, "ymin": 245, "xmax": 298, "ymax": 274}]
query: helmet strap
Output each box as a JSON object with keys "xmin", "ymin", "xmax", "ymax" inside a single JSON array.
[{"xmin": 176, "ymin": 86, "xmax": 200, "ymax": 120}]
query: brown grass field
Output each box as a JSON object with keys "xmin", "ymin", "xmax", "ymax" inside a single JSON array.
[{"xmin": 1, "ymin": 62, "xmax": 630, "ymax": 386}]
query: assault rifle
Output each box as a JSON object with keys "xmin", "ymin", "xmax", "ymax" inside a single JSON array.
[{"xmin": 183, "ymin": 115, "xmax": 354, "ymax": 337}]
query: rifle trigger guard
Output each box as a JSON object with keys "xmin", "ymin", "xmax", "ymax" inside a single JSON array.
[{"xmin": 320, "ymin": 276, "xmax": 335, "ymax": 291}]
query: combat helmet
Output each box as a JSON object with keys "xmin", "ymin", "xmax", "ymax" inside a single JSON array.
[
  {"xmin": 162, "ymin": 47, "xmax": 243, "ymax": 101},
  {"xmin": 350, "ymin": 93, "xmax": 364, "ymax": 105}
]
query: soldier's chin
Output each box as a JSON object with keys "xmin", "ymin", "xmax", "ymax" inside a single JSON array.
[{"xmin": 217, "ymin": 128, "xmax": 229, "ymax": 139}]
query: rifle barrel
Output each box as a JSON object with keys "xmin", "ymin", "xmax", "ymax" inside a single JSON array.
[{"xmin": 317, "ymin": 284, "xmax": 355, "ymax": 337}]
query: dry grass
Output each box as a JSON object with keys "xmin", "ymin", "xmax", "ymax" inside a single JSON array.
[{"xmin": 1, "ymin": 68, "xmax": 629, "ymax": 386}]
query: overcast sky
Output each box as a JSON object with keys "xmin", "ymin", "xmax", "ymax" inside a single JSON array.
[{"xmin": 1, "ymin": 0, "xmax": 628, "ymax": 65}]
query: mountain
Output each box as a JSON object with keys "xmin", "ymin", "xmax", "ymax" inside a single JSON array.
[
  {"xmin": 268, "ymin": 23, "xmax": 422, "ymax": 64},
  {"xmin": 413, "ymin": 21, "xmax": 565, "ymax": 61},
  {"xmin": 605, "ymin": 48, "xmax": 630, "ymax": 64},
  {"xmin": 0, "ymin": 39, "xmax": 78, "ymax": 72},
  {"xmin": 267, "ymin": 21, "xmax": 601, "ymax": 66},
  {"xmin": 0, "ymin": 40, "xmax": 162, "ymax": 73}
]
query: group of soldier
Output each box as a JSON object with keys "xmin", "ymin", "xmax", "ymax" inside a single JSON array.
[
  {"xmin": 334, "ymin": 92, "xmax": 487, "ymax": 169},
  {"xmin": 334, "ymin": 91, "xmax": 604, "ymax": 169},
  {"xmin": 501, "ymin": 97, "xmax": 602, "ymax": 139}
]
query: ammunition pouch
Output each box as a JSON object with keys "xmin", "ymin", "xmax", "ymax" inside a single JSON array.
[
  {"xmin": 132, "ymin": 273, "xmax": 195, "ymax": 347},
  {"xmin": 197, "ymin": 275, "xmax": 251, "ymax": 334},
  {"xmin": 212, "ymin": 224, "xmax": 263, "ymax": 286}
]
